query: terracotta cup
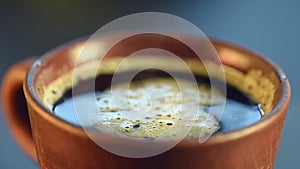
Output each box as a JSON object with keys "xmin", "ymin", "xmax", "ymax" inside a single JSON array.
[{"xmin": 1, "ymin": 34, "xmax": 291, "ymax": 169}]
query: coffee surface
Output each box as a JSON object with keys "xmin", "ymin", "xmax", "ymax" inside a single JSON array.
[{"xmin": 52, "ymin": 72, "xmax": 263, "ymax": 139}]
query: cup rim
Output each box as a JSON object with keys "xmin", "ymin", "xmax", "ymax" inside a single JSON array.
[{"xmin": 25, "ymin": 36, "xmax": 291, "ymax": 147}]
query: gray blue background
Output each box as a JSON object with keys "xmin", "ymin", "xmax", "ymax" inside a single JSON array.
[{"xmin": 0, "ymin": 0, "xmax": 299, "ymax": 168}]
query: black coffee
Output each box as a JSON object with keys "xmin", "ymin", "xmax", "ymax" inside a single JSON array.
[{"xmin": 51, "ymin": 70, "xmax": 263, "ymax": 138}]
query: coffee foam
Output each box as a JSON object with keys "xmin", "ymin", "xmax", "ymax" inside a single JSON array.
[{"xmin": 90, "ymin": 77, "xmax": 221, "ymax": 139}]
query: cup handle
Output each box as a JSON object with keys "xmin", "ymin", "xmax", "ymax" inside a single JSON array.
[{"xmin": 1, "ymin": 58, "xmax": 38, "ymax": 162}]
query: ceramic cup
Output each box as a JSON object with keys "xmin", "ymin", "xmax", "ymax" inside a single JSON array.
[{"xmin": 1, "ymin": 34, "xmax": 291, "ymax": 169}]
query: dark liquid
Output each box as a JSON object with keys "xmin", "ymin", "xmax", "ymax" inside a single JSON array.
[{"xmin": 52, "ymin": 70, "xmax": 263, "ymax": 133}]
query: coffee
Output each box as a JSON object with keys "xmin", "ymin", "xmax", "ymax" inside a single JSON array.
[{"xmin": 49, "ymin": 69, "xmax": 263, "ymax": 139}]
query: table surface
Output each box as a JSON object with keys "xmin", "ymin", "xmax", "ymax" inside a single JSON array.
[{"xmin": 0, "ymin": 1, "xmax": 299, "ymax": 168}]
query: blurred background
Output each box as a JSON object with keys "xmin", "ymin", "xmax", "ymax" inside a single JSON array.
[{"xmin": 0, "ymin": 0, "xmax": 299, "ymax": 168}]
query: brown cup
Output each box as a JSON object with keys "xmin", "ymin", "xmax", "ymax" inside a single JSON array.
[{"xmin": 1, "ymin": 34, "xmax": 291, "ymax": 169}]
